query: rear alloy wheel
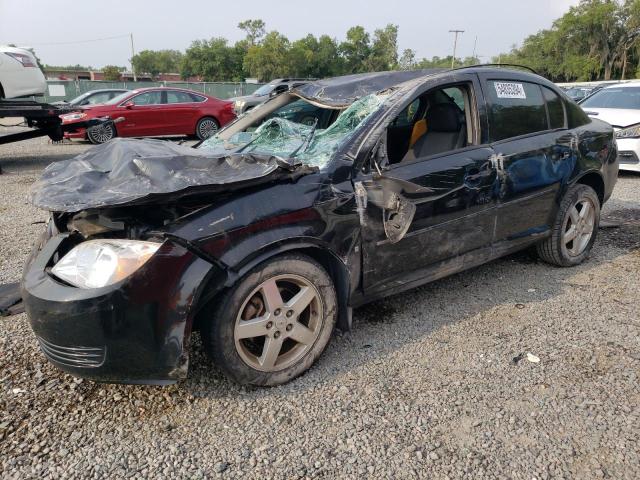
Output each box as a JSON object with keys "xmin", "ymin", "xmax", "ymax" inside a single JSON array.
[
  {"xmin": 196, "ymin": 117, "xmax": 219, "ymax": 140},
  {"xmin": 537, "ymin": 184, "xmax": 600, "ymax": 267},
  {"xmin": 87, "ymin": 123, "xmax": 116, "ymax": 144},
  {"xmin": 203, "ymin": 254, "xmax": 337, "ymax": 386}
]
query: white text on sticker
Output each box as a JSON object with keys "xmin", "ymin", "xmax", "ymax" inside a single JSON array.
[{"xmin": 494, "ymin": 82, "xmax": 526, "ymax": 99}]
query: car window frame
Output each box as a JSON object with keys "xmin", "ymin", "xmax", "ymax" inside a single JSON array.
[
  {"xmin": 120, "ymin": 90, "xmax": 165, "ymax": 107},
  {"xmin": 484, "ymin": 79, "xmax": 567, "ymax": 146},
  {"xmin": 85, "ymin": 91, "xmax": 114, "ymax": 105},
  {"xmin": 541, "ymin": 85, "xmax": 567, "ymax": 131},
  {"xmin": 166, "ymin": 90, "xmax": 199, "ymax": 105},
  {"xmin": 384, "ymin": 80, "xmax": 483, "ymax": 169},
  {"xmin": 189, "ymin": 93, "xmax": 208, "ymax": 103}
]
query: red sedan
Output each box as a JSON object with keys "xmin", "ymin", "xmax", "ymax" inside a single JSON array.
[{"xmin": 60, "ymin": 87, "xmax": 236, "ymax": 144}]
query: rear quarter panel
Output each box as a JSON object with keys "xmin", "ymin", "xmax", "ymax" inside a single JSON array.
[{"xmin": 572, "ymin": 118, "xmax": 618, "ymax": 202}]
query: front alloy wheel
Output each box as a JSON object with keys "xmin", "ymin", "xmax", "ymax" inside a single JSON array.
[
  {"xmin": 234, "ymin": 274, "xmax": 323, "ymax": 372},
  {"xmin": 87, "ymin": 123, "xmax": 116, "ymax": 144},
  {"xmin": 203, "ymin": 254, "xmax": 337, "ymax": 386}
]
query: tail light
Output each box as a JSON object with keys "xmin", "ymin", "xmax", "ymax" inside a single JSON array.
[{"xmin": 6, "ymin": 52, "xmax": 37, "ymax": 68}]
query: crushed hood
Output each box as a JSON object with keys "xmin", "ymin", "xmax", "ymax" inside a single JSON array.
[
  {"xmin": 31, "ymin": 138, "xmax": 312, "ymax": 213},
  {"xmin": 292, "ymin": 69, "xmax": 444, "ymax": 108}
]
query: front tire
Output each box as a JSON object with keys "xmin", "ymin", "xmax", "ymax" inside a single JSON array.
[
  {"xmin": 537, "ymin": 184, "xmax": 600, "ymax": 267},
  {"xmin": 87, "ymin": 122, "xmax": 116, "ymax": 144},
  {"xmin": 196, "ymin": 116, "xmax": 219, "ymax": 140},
  {"xmin": 202, "ymin": 253, "xmax": 337, "ymax": 386}
]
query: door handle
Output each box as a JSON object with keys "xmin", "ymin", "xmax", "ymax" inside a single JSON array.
[
  {"xmin": 464, "ymin": 158, "xmax": 498, "ymax": 187},
  {"xmin": 464, "ymin": 167, "xmax": 484, "ymax": 187}
]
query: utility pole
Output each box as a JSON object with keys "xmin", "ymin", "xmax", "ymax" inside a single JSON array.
[
  {"xmin": 449, "ymin": 30, "xmax": 464, "ymax": 69},
  {"xmin": 472, "ymin": 36, "xmax": 478, "ymax": 62},
  {"xmin": 130, "ymin": 33, "xmax": 137, "ymax": 82}
]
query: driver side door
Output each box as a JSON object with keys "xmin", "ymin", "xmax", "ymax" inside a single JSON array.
[{"xmin": 355, "ymin": 77, "xmax": 499, "ymax": 297}]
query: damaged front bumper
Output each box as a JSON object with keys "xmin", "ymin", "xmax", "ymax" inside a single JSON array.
[{"xmin": 21, "ymin": 231, "xmax": 220, "ymax": 385}]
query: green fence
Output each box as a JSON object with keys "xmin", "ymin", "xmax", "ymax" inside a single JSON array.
[{"xmin": 42, "ymin": 80, "xmax": 263, "ymax": 103}]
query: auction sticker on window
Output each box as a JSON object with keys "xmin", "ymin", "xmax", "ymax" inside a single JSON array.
[{"xmin": 494, "ymin": 82, "xmax": 527, "ymax": 99}]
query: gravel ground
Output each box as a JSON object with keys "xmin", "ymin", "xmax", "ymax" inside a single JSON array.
[{"xmin": 1, "ymin": 132, "xmax": 639, "ymax": 479}]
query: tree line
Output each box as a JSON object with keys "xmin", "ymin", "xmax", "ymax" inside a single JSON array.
[
  {"xmin": 128, "ymin": 20, "xmax": 479, "ymax": 82},
  {"xmin": 47, "ymin": 1, "xmax": 640, "ymax": 84},
  {"xmin": 496, "ymin": 0, "xmax": 640, "ymax": 82}
]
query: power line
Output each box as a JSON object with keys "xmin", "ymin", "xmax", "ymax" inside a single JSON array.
[{"xmin": 18, "ymin": 34, "xmax": 130, "ymax": 47}]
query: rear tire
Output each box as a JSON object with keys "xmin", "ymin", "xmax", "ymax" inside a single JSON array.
[
  {"xmin": 202, "ymin": 253, "xmax": 337, "ymax": 386},
  {"xmin": 536, "ymin": 184, "xmax": 600, "ymax": 267},
  {"xmin": 87, "ymin": 123, "xmax": 116, "ymax": 144},
  {"xmin": 196, "ymin": 116, "xmax": 219, "ymax": 140}
]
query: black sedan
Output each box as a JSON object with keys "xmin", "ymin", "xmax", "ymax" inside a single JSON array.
[{"xmin": 23, "ymin": 67, "xmax": 618, "ymax": 386}]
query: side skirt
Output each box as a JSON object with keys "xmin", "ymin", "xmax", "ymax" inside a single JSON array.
[{"xmin": 351, "ymin": 232, "xmax": 549, "ymax": 308}]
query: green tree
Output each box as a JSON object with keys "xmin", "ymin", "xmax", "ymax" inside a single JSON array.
[
  {"xmin": 399, "ymin": 49, "xmax": 417, "ymax": 70},
  {"xmin": 243, "ymin": 31, "xmax": 290, "ymax": 81},
  {"xmin": 238, "ymin": 19, "xmax": 267, "ymax": 46},
  {"xmin": 102, "ymin": 65, "xmax": 122, "ymax": 81},
  {"xmin": 495, "ymin": 0, "xmax": 640, "ymax": 82},
  {"xmin": 181, "ymin": 38, "xmax": 243, "ymax": 81},
  {"xmin": 367, "ymin": 24, "xmax": 399, "ymax": 71},
  {"xmin": 339, "ymin": 26, "xmax": 371, "ymax": 74},
  {"xmin": 132, "ymin": 50, "xmax": 183, "ymax": 78},
  {"xmin": 286, "ymin": 34, "xmax": 342, "ymax": 78}
]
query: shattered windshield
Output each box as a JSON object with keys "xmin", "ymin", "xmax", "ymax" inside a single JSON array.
[{"xmin": 201, "ymin": 93, "xmax": 386, "ymax": 168}]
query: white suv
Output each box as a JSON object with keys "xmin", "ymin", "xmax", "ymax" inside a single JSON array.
[
  {"xmin": 0, "ymin": 46, "xmax": 46, "ymax": 99},
  {"xmin": 581, "ymin": 82, "xmax": 640, "ymax": 172}
]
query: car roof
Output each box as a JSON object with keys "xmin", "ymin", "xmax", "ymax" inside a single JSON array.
[
  {"xmin": 292, "ymin": 69, "xmax": 445, "ymax": 107},
  {"xmin": 126, "ymin": 87, "xmax": 209, "ymax": 96},
  {"xmin": 601, "ymin": 81, "xmax": 640, "ymax": 89},
  {"xmin": 293, "ymin": 66, "xmax": 552, "ymax": 108},
  {"xmin": 83, "ymin": 89, "xmax": 128, "ymax": 93}
]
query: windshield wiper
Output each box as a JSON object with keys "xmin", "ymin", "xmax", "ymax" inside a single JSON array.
[{"xmin": 290, "ymin": 118, "xmax": 319, "ymax": 158}]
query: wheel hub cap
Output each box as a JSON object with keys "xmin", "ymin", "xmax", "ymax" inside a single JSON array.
[
  {"xmin": 562, "ymin": 197, "xmax": 596, "ymax": 257},
  {"xmin": 234, "ymin": 274, "xmax": 323, "ymax": 372}
]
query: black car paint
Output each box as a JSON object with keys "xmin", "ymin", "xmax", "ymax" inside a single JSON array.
[{"xmin": 23, "ymin": 68, "xmax": 618, "ymax": 384}]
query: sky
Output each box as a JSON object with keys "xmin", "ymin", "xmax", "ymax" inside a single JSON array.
[{"xmin": 0, "ymin": 0, "xmax": 580, "ymax": 69}]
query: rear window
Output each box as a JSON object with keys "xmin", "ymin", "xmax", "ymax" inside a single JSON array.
[
  {"xmin": 486, "ymin": 80, "xmax": 548, "ymax": 142},
  {"xmin": 190, "ymin": 93, "xmax": 207, "ymax": 102},
  {"xmin": 167, "ymin": 91, "xmax": 194, "ymax": 104}
]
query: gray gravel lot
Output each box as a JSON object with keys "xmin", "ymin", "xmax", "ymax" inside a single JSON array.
[{"xmin": 1, "ymin": 132, "xmax": 639, "ymax": 479}]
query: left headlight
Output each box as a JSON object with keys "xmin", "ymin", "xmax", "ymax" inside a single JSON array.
[
  {"xmin": 60, "ymin": 112, "xmax": 87, "ymax": 123},
  {"xmin": 615, "ymin": 123, "xmax": 640, "ymax": 139},
  {"xmin": 51, "ymin": 239, "xmax": 161, "ymax": 289}
]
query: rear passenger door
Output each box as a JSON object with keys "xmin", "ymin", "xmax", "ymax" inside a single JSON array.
[
  {"xmin": 479, "ymin": 75, "xmax": 576, "ymax": 247},
  {"xmin": 163, "ymin": 90, "xmax": 199, "ymax": 135},
  {"xmin": 120, "ymin": 90, "xmax": 166, "ymax": 137}
]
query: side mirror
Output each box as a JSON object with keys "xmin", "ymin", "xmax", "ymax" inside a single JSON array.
[{"xmin": 123, "ymin": 101, "xmax": 134, "ymax": 109}]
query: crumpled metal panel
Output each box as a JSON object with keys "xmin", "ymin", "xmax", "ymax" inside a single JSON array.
[
  {"xmin": 292, "ymin": 69, "xmax": 444, "ymax": 108},
  {"xmin": 30, "ymin": 138, "xmax": 299, "ymax": 213}
]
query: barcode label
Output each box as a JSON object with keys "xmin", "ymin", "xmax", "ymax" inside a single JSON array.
[{"xmin": 494, "ymin": 82, "xmax": 526, "ymax": 99}]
